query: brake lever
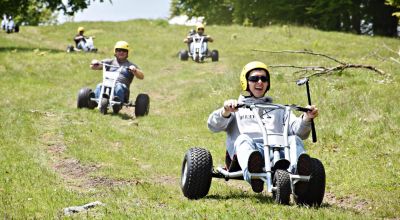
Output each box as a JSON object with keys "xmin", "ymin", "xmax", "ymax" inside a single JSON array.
[
  {"xmin": 235, "ymin": 103, "xmax": 245, "ymax": 109},
  {"xmin": 288, "ymin": 104, "xmax": 311, "ymax": 112}
]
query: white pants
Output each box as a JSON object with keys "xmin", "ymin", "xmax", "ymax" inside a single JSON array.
[
  {"xmin": 234, "ymin": 134, "xmax": 306, "ymax": 183},
  {"xmin": 77, "ymin": 41, "xmax": 94, "ymax": 51}
]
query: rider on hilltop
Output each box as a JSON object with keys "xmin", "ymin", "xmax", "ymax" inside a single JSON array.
[
  {"xmin": 73, "ymin": 26, "xmax": 97, "ymax": 51},
  {"xmin": 183, "ymin": 23, "xmax": 213, "ymax": 53}
]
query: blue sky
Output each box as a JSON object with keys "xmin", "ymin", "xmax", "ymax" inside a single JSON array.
[{"xmin": 59, "ymin": 0, "xmax": 171, "ymax": 23}]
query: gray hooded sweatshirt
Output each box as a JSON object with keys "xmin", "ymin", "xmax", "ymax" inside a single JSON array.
[{"xmin": 207, "ymin": 95, "xmax": 312, "ymax": 158}]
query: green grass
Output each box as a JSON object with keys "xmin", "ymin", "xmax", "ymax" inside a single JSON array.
[{"xmin": 0, "ymin": 19, "xmax": 399, "ymax": 219}]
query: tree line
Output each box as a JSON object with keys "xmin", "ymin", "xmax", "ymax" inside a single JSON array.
[
  {"xmin": 0, "ymin": 0, "xmax": 109, "ymax": 26},
  {"xmin": 1, "ymin": 0, "xmax": 397, "ymax": 37},
  {"xmin": 171, "ymin": 0, "xmax": 399, "ymax": 37}
]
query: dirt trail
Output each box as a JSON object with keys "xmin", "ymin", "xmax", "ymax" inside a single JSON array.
[{"xmin": 39, "ymin": 110, "xmax": 141, "ymax": 191}]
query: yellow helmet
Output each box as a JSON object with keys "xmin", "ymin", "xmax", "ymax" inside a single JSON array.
[
  {"xmin": 77, "ymin": 26, "xmax": 84, "ymax": 33},
  {"xmin": 114, "ymin": 41, "xmax": 130, "ymax": 53},
  {"xmin": 196, "ymin": 23, "xmax": 205, "ymax": 31},
  {"xmin": 240, "ymin": 61, "xmax": 270, "ymax": 91}
]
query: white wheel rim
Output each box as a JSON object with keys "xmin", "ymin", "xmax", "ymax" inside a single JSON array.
[{"xmin": 181, "ymin": 160, "xmax": 188, "ymax": 186}]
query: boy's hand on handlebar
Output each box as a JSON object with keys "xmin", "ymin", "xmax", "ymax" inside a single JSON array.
[
  {"xmin": 90, "ymin": 59, "xmax": 101, "ymax": 69},
  {"xmin": 128, "ymin": 65, "xmax": 137, "ymax": 74},
  {"xmin": 222, "ymin": 99, "xmax": 238, "ymax": 118},
  {"xmin": 91, "ymin": 59, "xmax": 100, "ymax": 65},
  {"xmin": 303, "ymin": 105, "xmax": 318, "ymax": 122}
]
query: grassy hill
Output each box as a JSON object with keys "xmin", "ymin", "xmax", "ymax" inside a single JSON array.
[{"xmin": 0, "ymin": 19, "xmax": 399, "ymax": 219}]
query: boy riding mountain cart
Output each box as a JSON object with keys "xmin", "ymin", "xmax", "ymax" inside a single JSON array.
[
  {"xmin": 91, "ymin": 41, "xmax": 144, "ymax": 106},
  {"xmin": 2, "ymin": 15, "xmax": 18, "ymax": 33},
  {"xmin": 179, "ymin": 23, "xmax": 218, "ymax": 62},
  {"xmin": 183, "ymin": 23, "xmax": 213, "ymax": 52},
  {"xmin": 77, "ymin": 41, "xmax": 149, "ymax": 116},
  {"xmin": 67, "ymin": 26, "xmax": 97, "ymax": 52},
  {"xmin": 181, "ymin": 61, "xmax": 326, "ymax": 205},
  {"xmin": 207, "ymin": 61, "xmax": 319, "ymax": 193}
]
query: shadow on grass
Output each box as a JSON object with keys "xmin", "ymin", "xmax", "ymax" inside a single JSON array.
[
  {"xmin": 205, "ymin": 192, "xmax": 275, "ymax": 203},
  {"xmin": 206, "ymin": 193, "xmax": 336, "ymax": 209},
  {"xmin": 291, "ymin": 202, "xmax": 349, "ymax": 212},
  {"xmin": 116, "ymin": 112, "xmax": 136, "ymax": 121},
  {"xmin": 0, "ymin": 46, "xmax": 65, "ymax": 53},
  {"xmin": 76, "ymin": 108, "xmax": 135, "ymax": 121},
  {"xmin": 313, "ymin": 202, "xmax": 360, "ymax": 212},
  {"xmin": 318, "ymin": 203, "xmax": 332, "ymax": 208}
]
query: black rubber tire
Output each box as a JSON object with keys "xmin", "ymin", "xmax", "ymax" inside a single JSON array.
[
  {"xmin": 112, "ymin": 104, "xmax": 121, "ymax": 114},
  {"xmin": 179, "ymin": 50, "xmax": 189, "ymax": 61},
  {"xmin": 294, "ymin": 158, "xmax": 326, "ymax": 207},
  {"xmin": 181, "ymin": 147, "xmax": 213, "ymax": 199},
  {"xmin": 211, "ymin": 50, "xmax": 219, "ymax": 62},
  {"xmin": 272, "ymin": 169, "xmax": 291, "ymax": 205},
  {"xmin": 99, "ymin": 97, "xmax": 108, "ymax": 115},
  {"xmin": 77, "ymin": 88, "xmax": 93, "ymax": 109},
  {"xmin": 134, "ymin": 93, "xmax": 150, "ymax": 117},
  {"xmin": 87, "ymin": 92, "xmax": 97, "ymax": 109},
  {"xmin": 112, "ymin": 97, "xmax": 122, "ymax": 114},
  {"xmin": 66, "ymin": 45, "xmax": 74, "ymax": 53}
]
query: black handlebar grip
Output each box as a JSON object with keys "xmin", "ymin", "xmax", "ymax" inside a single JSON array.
[
  {"xmin": 311, "ymin": 120, "xmax": 317, "ymax": 143},
  {"xmin": 235, "ymin": 103, "xmax": 245, "ymax": 109},
  {"xmin": 295, "ymin": 106, "xmax": 311, "ymax": 112}
]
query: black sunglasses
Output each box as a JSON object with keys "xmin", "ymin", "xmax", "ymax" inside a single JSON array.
[
  {"xmin": 116, "ymin": 48, "xmax": 128, "ymax": 53},
  {"xmin": 248, "ymin": 75, "xmax": 269, "ymax": 82}
]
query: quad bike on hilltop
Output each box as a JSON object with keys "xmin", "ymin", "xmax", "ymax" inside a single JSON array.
[
  {"xmin": 67, "ymin": 37, "xmax": 98, "ymax": 53},
  {"xmin": 180, "ymin": 78, "xmax": 325, "ymax": 206},
  {"xmin": 179, "ymin": 34, "xmax": 219, "ymax": 62},
  {"xmin": 77, "ymin": 63, "xmax": 149, "ymax": 117}
]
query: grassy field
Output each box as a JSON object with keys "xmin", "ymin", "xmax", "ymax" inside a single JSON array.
[{"xmin": 0, "ymin": 19, "xmax": 399, "ymax": 219}]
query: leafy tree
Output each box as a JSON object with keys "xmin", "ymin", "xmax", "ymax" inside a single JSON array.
[
  {"xmin": 170, "ymin": 0, "xmax": 233, "ymax": 25},
  {"xmin": 386, "ymin": 0, "xmax": 400, "ymax": 17},
  {"xmin": 306, "ymin": 0, "xmax": 360, "ymax": 32},
  {"xmin": 12, "ymin": 0, "xmax": 58, "ymax": 25},
  {"xmin": 365, "ymin": 0, "xmax": 398, "ymax": 36},
  {"xmin": 0, "ymin": 0, "xmax": 110, "ymax": 25},
  {"xmin": 171, "ymin": 0, "xmax": 399, "ymax": 37}
]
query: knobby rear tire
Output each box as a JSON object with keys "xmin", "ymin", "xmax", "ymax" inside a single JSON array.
[
  {"xmin": 211, "ymin": 50, "xmax": 219, "ymax": 62},
  {"xmin": 179, "ymin": 50, "xmax": 189, "ymax": 61},
  {"xmin": 77, "ymin": 88, "xmax": 95, "ymax": 109},
  {"xmin": 134, "ymin": 93, "xmax": 150, "ymax": 117},
  {"xmin": 181, "ymin": 147, "xmax": 213, "ymax": 199},
  {"xmin": 294, "ymin": 158, "xmax": 326, "ymax": 207}
]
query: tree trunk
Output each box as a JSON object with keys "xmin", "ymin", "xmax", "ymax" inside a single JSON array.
[
  {"xmin": 370, "ymin": 0, "xmax": 399, "ymax": 36},
  {"xmin": 351, "ymin": 2, "xmax": 362, "ymax": 34}
]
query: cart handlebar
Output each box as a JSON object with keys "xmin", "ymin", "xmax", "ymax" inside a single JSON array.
[
  {"xmin": 237, "ymin": 102, "xmax": 311, "ymax": 113},
  {"xmin": 100, "ymin": 62, "xmax": 128, "ymax": 70}
]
